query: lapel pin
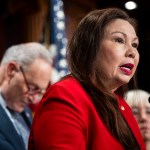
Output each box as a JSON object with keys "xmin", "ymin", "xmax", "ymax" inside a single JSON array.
[{"xmin": 120, "ymin": 106, "xmax": 125, "ymax": 111}]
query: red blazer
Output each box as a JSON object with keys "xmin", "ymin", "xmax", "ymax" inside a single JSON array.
[{"xmin": 28, "ymin": 76, "xmax": 145, "ymax": 150}]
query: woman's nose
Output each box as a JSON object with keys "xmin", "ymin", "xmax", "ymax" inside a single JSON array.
[
  {"xmin": 139, "ymin": 111, "xmax": 147, "ymax": 122},
  {"xmin": 126, "ymin": 47, "xmax": 137, "ymax": 58},
  {"xmin": 125, "ymin": 43, "xmax": 139, "ymax": 58}
]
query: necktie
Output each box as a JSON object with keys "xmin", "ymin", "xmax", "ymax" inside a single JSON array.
[{"xmin": 7, "ymin": 108, "xmax": 29, "ymax": 150}]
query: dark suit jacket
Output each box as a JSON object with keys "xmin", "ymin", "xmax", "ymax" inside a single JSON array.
[{"xmin": 0, "ymin": 105, "xmax": 32, "ymax": 150}]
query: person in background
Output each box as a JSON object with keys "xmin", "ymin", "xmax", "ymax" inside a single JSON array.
[
  {"xmin": 28, "ymin": 82, "xmax": 52, "ymax": 114},
  {"xmin": 0, "ymin": 42, "xmax": 53, "ymax": 150},
  {"xmin": 28, "ymin": 8, "xmax": 145, "ymax": 150},
  {"xmin": 125, "ymin": 89, "xmax": 150, "ymax": 150}
]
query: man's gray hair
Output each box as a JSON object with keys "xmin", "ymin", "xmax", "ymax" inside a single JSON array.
[{"xmin": 1, "ymin": 42, "xmax": 52, "ymax": 68}]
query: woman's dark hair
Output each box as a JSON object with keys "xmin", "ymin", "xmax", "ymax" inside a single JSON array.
[{"xmin": 67, "ymin": 8, "xmax": 140, "ymax": 149}]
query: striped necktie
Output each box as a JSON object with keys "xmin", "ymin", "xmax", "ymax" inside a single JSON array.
[{"xmin": 7, "ymin": 107, "xmax": 29, "ymax": 150}]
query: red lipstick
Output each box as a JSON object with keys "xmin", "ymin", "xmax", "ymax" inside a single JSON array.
[{"xmin": 120, "ymin": 63, "xmax": 134, "ymax": 75}]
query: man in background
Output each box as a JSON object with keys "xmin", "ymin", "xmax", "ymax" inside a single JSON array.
[{"xmin": 0, "ymin": 42, "xmax": 53, "ymax": 150}]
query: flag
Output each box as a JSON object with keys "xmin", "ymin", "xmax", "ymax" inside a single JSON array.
[{"xmin": 49, "ymin": 0, "xmax": 69, "ymax": 82}]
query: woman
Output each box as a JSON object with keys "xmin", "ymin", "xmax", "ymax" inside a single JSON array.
[
  {"xmin": 28, "ymin": 8, "xmax": 145, "ymax": 149},
  {"xmin": 125, "ymin": 89, "xmax": 150, "ymax": 150}
]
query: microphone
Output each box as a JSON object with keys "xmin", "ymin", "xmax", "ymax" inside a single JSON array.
[{"xmin": 148, "ymin": 96, "xmax": 150, "ymax": 103}]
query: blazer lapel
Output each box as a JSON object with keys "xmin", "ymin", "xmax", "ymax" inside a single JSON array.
[
  {"xmin": 0, "ymin": 105, "xmax": 25, "ymax": 150},
  {"xmin": 117, "ymin": 96, "xmax": 145, "ymax": 149}
]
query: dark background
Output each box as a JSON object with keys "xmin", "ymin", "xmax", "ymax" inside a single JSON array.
[{"xmin": 0, "ymin": 0, "xmax": 149, "ymax": 92}]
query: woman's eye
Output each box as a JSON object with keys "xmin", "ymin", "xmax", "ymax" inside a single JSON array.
[
  {"xmin": 132, "ymin": 108, "xmax": 139, "ymax": 115},
  {"xmin": 132, "ymin": 43, "xmax": 138, "ymax": 48},
  {"xmin": 146, "ymin": 108, "xmax": 150, "ymax": 114},
  {"xmin": 115, "ymin": 38, "xmax": 124, "ymax": 43}
]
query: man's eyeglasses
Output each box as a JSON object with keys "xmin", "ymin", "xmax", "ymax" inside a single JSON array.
[{"xmin": 19, "ymin": 66, "xmax": 46, "ymax": 96}]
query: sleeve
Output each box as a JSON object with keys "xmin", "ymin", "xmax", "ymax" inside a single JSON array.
[{"xmin": 29, "ymin": 84, "xmax": 87, "ymax": 150}]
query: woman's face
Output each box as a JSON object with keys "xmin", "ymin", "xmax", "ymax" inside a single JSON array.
[
  {"xmin": 131, "ymin": 100, "xmax": 150, "ymax": 142},
  {"xmin": 97, "ymin": 19, "xmax": 139, "ymax": 92}
]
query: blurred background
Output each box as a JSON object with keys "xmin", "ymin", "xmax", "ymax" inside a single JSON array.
[{"xmin": 0, "ymin": 0, "xmax": 149, "ymax": 92}]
